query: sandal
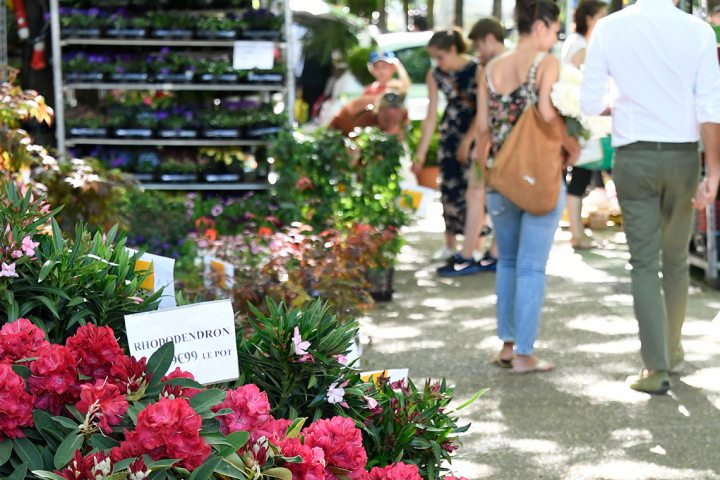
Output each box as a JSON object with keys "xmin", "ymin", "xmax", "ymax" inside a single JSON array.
[
  {"xmin": 571, "ymin": 236, "xmax": 594, "ymax": 250},
  {"xmin": 512, "ymin": 359, "xmax": 555, "ymax": 374},
  {"xmin": 490, "ymin": 354, "xmax": 513, "ymax": 369}
]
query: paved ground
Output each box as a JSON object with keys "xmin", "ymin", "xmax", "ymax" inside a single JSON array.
[{"xmin": 361, "ymin": 204, "xmax": 720, "ymax": 479}]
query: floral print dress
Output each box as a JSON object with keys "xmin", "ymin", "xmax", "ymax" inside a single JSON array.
[{"xmin": 432, "ymin": 60, "xmax": 478, "ymax": 235}]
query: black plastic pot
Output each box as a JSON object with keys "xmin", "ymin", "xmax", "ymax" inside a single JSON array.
[
  {"xmin": 61, "ymin": 27, "xmax": 103, "ymax": 38},
  {"xmin": 157, "ymin": 129, "xmax": 198, "ymax": 139},
  {"xmin": 110, "ymin": 72, "xmax": 150, "ymax": 83},
  {"xmin": 366, "ymin": 268, "xmax": 394, "ymax": 302},
  {"xmin": 203, "ymin": 173, "xmax": 243, "ymax": 183},
  {"xmin": 195, "ymin": 29, "xmax": 238, "ymax": 39},
  {"xmin": 159, "ymin": 173, "xmax": 198, "ymax": 183},
  {"xmin": 151, "ymin": 28, "xmax": 194, "ymax": 39},
  {"xmin": 105, "ymin": 28, "xmax": 148, "ymax": 38},
  {"xmin": 67, "ymin": 127, "xmax": 108, "ymax": 138},
  {"xmin": 112, "ymin": 128, "xmax": 154, "ymax": 138},
  {"xmin": 245, "ymin": 125, "xmax": 282, "ymax": 138},
  {"xmin": 155, "ymin": 71, "xmax": 195, "ymax": 83},
  {"xmin": 202, "ymin": 128, "xmax": 242, "ymax": 138},
  {"xmin": 246, "ymin": 72, "xmax": 283, "ymax": 84},
  {"xmin": 242, "ymin": 30, "xmax": 281, "ymax": 40},
  {"xmin": 65, "ymin": 72, "xmax": 105, "ymax": 83}
]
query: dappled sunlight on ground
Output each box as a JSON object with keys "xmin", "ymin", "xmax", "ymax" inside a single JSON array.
[{"xmin": 363, "ymin": 204, "xmax": 720, "ymax": 478}]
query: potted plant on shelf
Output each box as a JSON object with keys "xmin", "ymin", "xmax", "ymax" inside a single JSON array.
[
  {"xmin": 246, "ymin": 64, "xmax": 285, "ymax": 84},
  {"xmin": 59, "ymin": 7, "xmax": 105, "ymax": 38},
  {"xmin": 201, "ymin": 110, "xmax": 243, "ymax": 138},
  {"xmin": 243, "ymin": 109, "xmax": 286, "ymax": 138},
  {"xmin": 109, "ymin": 56, "xmax": 150, "ymax": 83},
  {"xmin": 242, "ymin": 9, "xmax": 282, "ymax": 39},
  {"xmin": 408, "ymin": 120, "xmax": 440, "ymax": 189},
  {"xmin": 108, "ymin": 108, "xmax": 156, "ymax": 138},
  {"xmin": 195, "ymin": 15, "xmax": 243, "ymax": 40},
  {"xmin": 105, "ymin": 11, "xmax": 150, "ymax": 38},
  {"xmin": 148, "ymin": 12, "xmax": 194, "ymax": 39},
  {"xmin": 197, "ymin": 59, "xmax": 241, "ymax": 83},
  {"xmin": 153, "ymin": 51, "xmax": 196, "ymax": 83},
  {"xmin": 159, "ymin": 157, "xmax": 199, "ymax": 183},
  {"xmin": 65, "ymin": 108, "xmax": 107, "ymax": 138},
  {"xmin": 63, "ymin": 52, "xmax": 113, "ymax": 82},
  {"xmin": 157, "ymin": 108, "xmax": 198, "ymax": 139},
  {"xmin": 131, "ymin": 150, "xmax": 160, "ymax": 182},
  {"xmin": 199, "ymin": 147, "xmax": 245, "ymax": 183}
]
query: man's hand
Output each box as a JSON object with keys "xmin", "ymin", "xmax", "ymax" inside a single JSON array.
[
  {"xmin": 562, "ymin": 137, "xmax": 581, "ymax": 168},
  {"xmin": 692, "ymin": 176, "xmax": 720, "ymax": 210}
]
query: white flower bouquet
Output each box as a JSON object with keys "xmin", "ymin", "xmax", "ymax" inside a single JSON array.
[{"xmin": 551, "ymin": 64, "xmax": 591, "ymax": 139}]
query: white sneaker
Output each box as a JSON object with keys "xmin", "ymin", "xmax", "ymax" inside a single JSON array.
[
  {"xmin": 473, "ymin": 250, "xmax": 484, "ymax": 262},
  {"xmin": 432, "ymin": 246, "xmax": 456, "ymax": 261}
]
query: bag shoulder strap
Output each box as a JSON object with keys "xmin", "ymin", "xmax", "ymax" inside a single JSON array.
[{"xmin": 527, "ymin": 52, "xmax": 546, "ymax": 105}]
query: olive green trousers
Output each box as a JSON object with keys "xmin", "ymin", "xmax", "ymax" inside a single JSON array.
[{"xmin": 613, "ymin": 141, "xmax": 700, "ymax": 372}]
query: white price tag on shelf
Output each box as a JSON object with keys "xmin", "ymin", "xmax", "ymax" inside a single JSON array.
[{"xmin": 233, "ymin": 41, "xmax": 275, "ymax": 70}]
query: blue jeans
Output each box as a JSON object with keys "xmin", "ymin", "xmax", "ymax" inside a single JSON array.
[{"xmin": 487, "ymin": 186, "xmax": 566, "ymax": 355}]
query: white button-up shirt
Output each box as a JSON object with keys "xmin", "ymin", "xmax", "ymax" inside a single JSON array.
[{"xmin": 580, "ymin": 0, "xmax": 720, "ymax": 147}]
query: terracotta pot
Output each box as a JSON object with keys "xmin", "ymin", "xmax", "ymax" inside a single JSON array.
[{"xmin": 417, "ymin": 166, "xmax": 440, "ymax": 190}]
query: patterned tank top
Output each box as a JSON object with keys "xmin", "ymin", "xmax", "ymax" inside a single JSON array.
[{"xmin": 486, "ymin": 52, "xmax": 545, "ymax": 166}]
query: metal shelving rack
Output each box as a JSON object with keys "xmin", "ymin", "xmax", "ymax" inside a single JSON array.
[
  {"xmin": 49, "ymin": 0, "xmax": 294, "ymax": 191},
  {"xmin": 689, "ymin": 202, "xmax": 719, "ymax": 285}
]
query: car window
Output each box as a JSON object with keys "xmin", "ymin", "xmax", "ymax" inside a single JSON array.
[{"xmin": 393, "ymin": 46, "xmax": 431, "ymax": 85}]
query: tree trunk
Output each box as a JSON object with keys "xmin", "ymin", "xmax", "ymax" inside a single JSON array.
[
  {"xmin": 610, "ymin": 0, "xmax": 623, "ymax": 13},
  {"xmin": 492, "ymin": 0, "xmax": 502, "ymax": 19},
  {"xmin": 378, "ymin": 0, "xmax": 387, "ymax": 32},
  {"xmin": 427, "ymin": 0, "xmax": 434, "ymax": 28},
  {"xmin": 454, "ymin": 0, "xmax": 463, "ymax": 27},
  {"xmin": 403, "ymin": 0, "xmax": 410, "ymax": 30}
]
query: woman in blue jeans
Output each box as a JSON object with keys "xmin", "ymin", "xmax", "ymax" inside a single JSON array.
[{"xmin": 475, "ymin": 0, "xmax": 579, "ymax": 373}]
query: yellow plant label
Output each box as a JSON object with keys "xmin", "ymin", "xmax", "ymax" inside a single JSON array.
[{"xmin": 135, "ymin": 260, "xmax": 155, "ymax": 291}]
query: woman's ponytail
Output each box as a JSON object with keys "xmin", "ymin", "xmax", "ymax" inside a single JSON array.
[
  {"xmin": 428, "ymin": 27, "xmax": 467, "ymax": 54},
  {"xmin": 515, "ymin": 0, "xmax": 560, "ymax": 34}
]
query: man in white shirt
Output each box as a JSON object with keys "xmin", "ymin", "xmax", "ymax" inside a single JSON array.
[{"xmin": 581, "ymin": 0, "xmax": 720, "ymax": 394}]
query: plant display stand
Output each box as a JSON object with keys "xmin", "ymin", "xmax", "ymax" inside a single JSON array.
[
  {"xmin": 690, "ymin": 200, "xmax": 720, "ymax": 287},
  {"xmin": 49, "ymin": 0, "xmax": 294, "ymax": 191}
]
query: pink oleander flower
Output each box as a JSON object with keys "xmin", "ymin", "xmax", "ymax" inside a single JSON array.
[
  {"xmin": 11, "ymin": 250, "xmax": 23, "ymax": 259},
  {"xmin": 279, "ymin": 437, "xmax": 326, "ymax": 480},
  {"xmin": 327, "ymin": 381, "xmax": 347, "ymax": 407},
  {"xmin": 0, "ymin": 262, "xmax": 18, "ymax": 278},
  {"xmin": 369, "ymin": 462, "xmax": 423, "ymax": 480},
  {"xmin": 76, "ymin": 380, "xmax": 129, "ymax": 434},
  {"xmin": 111, "ymin": 397, "xmax": 210, "ymax": 471},
  {"xmin": 292, "ymin": 326, "xmax": 311, "ymax": 356},
  {"xmin": 335, "ymin": 354, "xmax": 349, "ymax": 365},
  {"xmin": 303, "ymin": 416, "xmax": 367, "ymax": 479},
  {"xmin": 55, "ymin": 450, "xmax": 113, "ymax": 480},
  {"xmin": 161, "ymin": 367, "xmax": 202, "ymax": 399},
  {"xmin": 66, "ymin": 324, "xmax": 124, "ymax": 382},
  {"xmin": 28, "ymin": 344, "xmax": 81, "ymax": 415},
  {"xmin": 364, "ymin": 395, "xmax": 378, "ymax": 409},
  {"xmin": 0, "ymin": 363, "xmax": 35, "ymax": 440},
  {"xmin": 21, "ymin": 236, "xmax": 39, "ymax": 256},
  {"xmin": 0, "ymin": 317, "xmax": 49, "ymax": 364}
]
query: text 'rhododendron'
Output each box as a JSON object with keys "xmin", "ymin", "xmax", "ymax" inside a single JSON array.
[
  {"xmin": 28, "ymin": 344, "xmax": 81, "ymax": 415},
  {"xmin": 303, "ymin": 416, "xmax": 368, "ymax": 480},
  {"xmin": 0, "ymin": 317, "xmax": 49, "ymax": 364},
  {"xmin": 0, "ymin": 363, "xmax": 35, "ymax": 440},
  {"xmin": 111, "ymin": 397, "xmax": 210, "ymax": 471},
  {"xmin": 369, "ymin": 462, "xmax": 423, "ymax": 480},
  {"xmin": 279, "ymin": 437, "xmax": 326, "ymax": 480},
  {"xmin": 76, "ymin": 380, "xmax": 129, "ymax": 434},
  {"xmin": 66, "ymin": 323, "xmax": 124, "ymax": 382}
]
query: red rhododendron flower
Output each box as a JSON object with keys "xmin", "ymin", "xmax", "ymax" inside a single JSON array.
[
  {"xmin": 28, "ymin": 344, "xmax": 81, "ymax": 415},
  {"xmin": 110, "ymin": 355, "xmax": 150, "ymax": 397},
  {"xmin": 76, "ymin": 380, "xmax": 129, "ymax": 434},
  {"xmin": 112, "ymin": 397, "xmax": 210, "ymax": 471},
  {"xmin": 279, "ymin": 437, "xmax": 326, "ymax": 480},
  {"xmin": 0, "ymin": 317, "xmax": 49, "ymax": 364},
  {"xmin": 161, "ymin": 367, "xmax": 202, "ymax": 399},
  {"xmin": 443, "ymin": 476, "xmax": 469, "ymax": 480},
  {"xmin": 66, "ymin": 324, "xmax": 124, "ymax": 381},
  {"xmin": 212, "ymin": 384, "xmax": 272, "ymax": 439},
  {"xmin": 54, "ymin": 450, "xmax": 113, "ymax": 480},
  {"xmin": 303, "ymin": 416, "xmax": 368, "ymax": 479},
  {"xmin": 369, "ymin": 462, "xmax": 422, "ymax": 480},
  {"xmin": 0, "ymin": 363, "xmax": 34, "ymax": 440}
]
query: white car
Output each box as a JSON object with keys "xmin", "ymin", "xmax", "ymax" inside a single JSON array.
[{"xmin": 319, "ymin": 31, "xmax": 440, "ymax": 124}]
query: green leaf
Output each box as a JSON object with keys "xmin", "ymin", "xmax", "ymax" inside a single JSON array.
[
  {"xmin": 38, "ymin": 260, "xmax": 58, "ymax": 283},
  {"xmin": 13, "ymin": 437, "xmax": 43, "ymax": 470},
  {"xmin": 147, "ymin": 458, "xmax": 179, "ymax": 470},
  {"xmin": 67, "ymin": 296, "xmax": 86, "ymax": 307},
  {"xmin": 113, "ymin": 457, "xmax": 138, "ymax": 473},
  {"xmin": 0, "ymin": 438, "xmax": 12, "ymax": 466},
  {"xmin": 189, "ymin": 389, "xmax": 226, "ymax": 414},
  {"xmin": 11, "ymin": 365, "xmax": 31, "ymax": 382},
  {"xmin": 31, "ymin": 296, "xmax": 60, "ymax": 319},
  {"xmin": 146, "ymin": 341, "xmax": 175, "ymax": 387},
  {"xmin": 51, "ymin": 416, "xmax": 80, "ymax": 431},
  {"xmin": 204, "ymin": 431, "xmax": 249, "ymax": 451},
  {"xmin": 263, "ymin": 467, "xmax": 293, "ymax": 480},
  {"xmin": 7, "ymin": 463, "xmax": 27, "ymax": 480},
  {"xmin": 162, "ymin": 377, "xmax": 204, "ymax": 390},
  {"xmin": 452, "ymin": 388, "xmax": 488, "ymax": 412},
  {"xmin": 214, "ymin": 460, "xmax": 248, "ymax": 479},
  {"xmin": 285, "ymin": 418, "xmax": 306, "ymax": 439},
  {"xmin": 51, "ymin": 219, "xmax": 63, "ymax": 251},
  {"xmin": 188, "ymin": 456, "xmax": 221, "ymax": 480},
  {"xmin": 89, "ymin": 433, "xmax": 119, "ymax": 450},
  {"xmin": 54, "ymin": 434, "xmax": 84, "ymax": 469},
  {"xmin": 31, "ymin": 471, "xmax": 67, "ymax": 480}
]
